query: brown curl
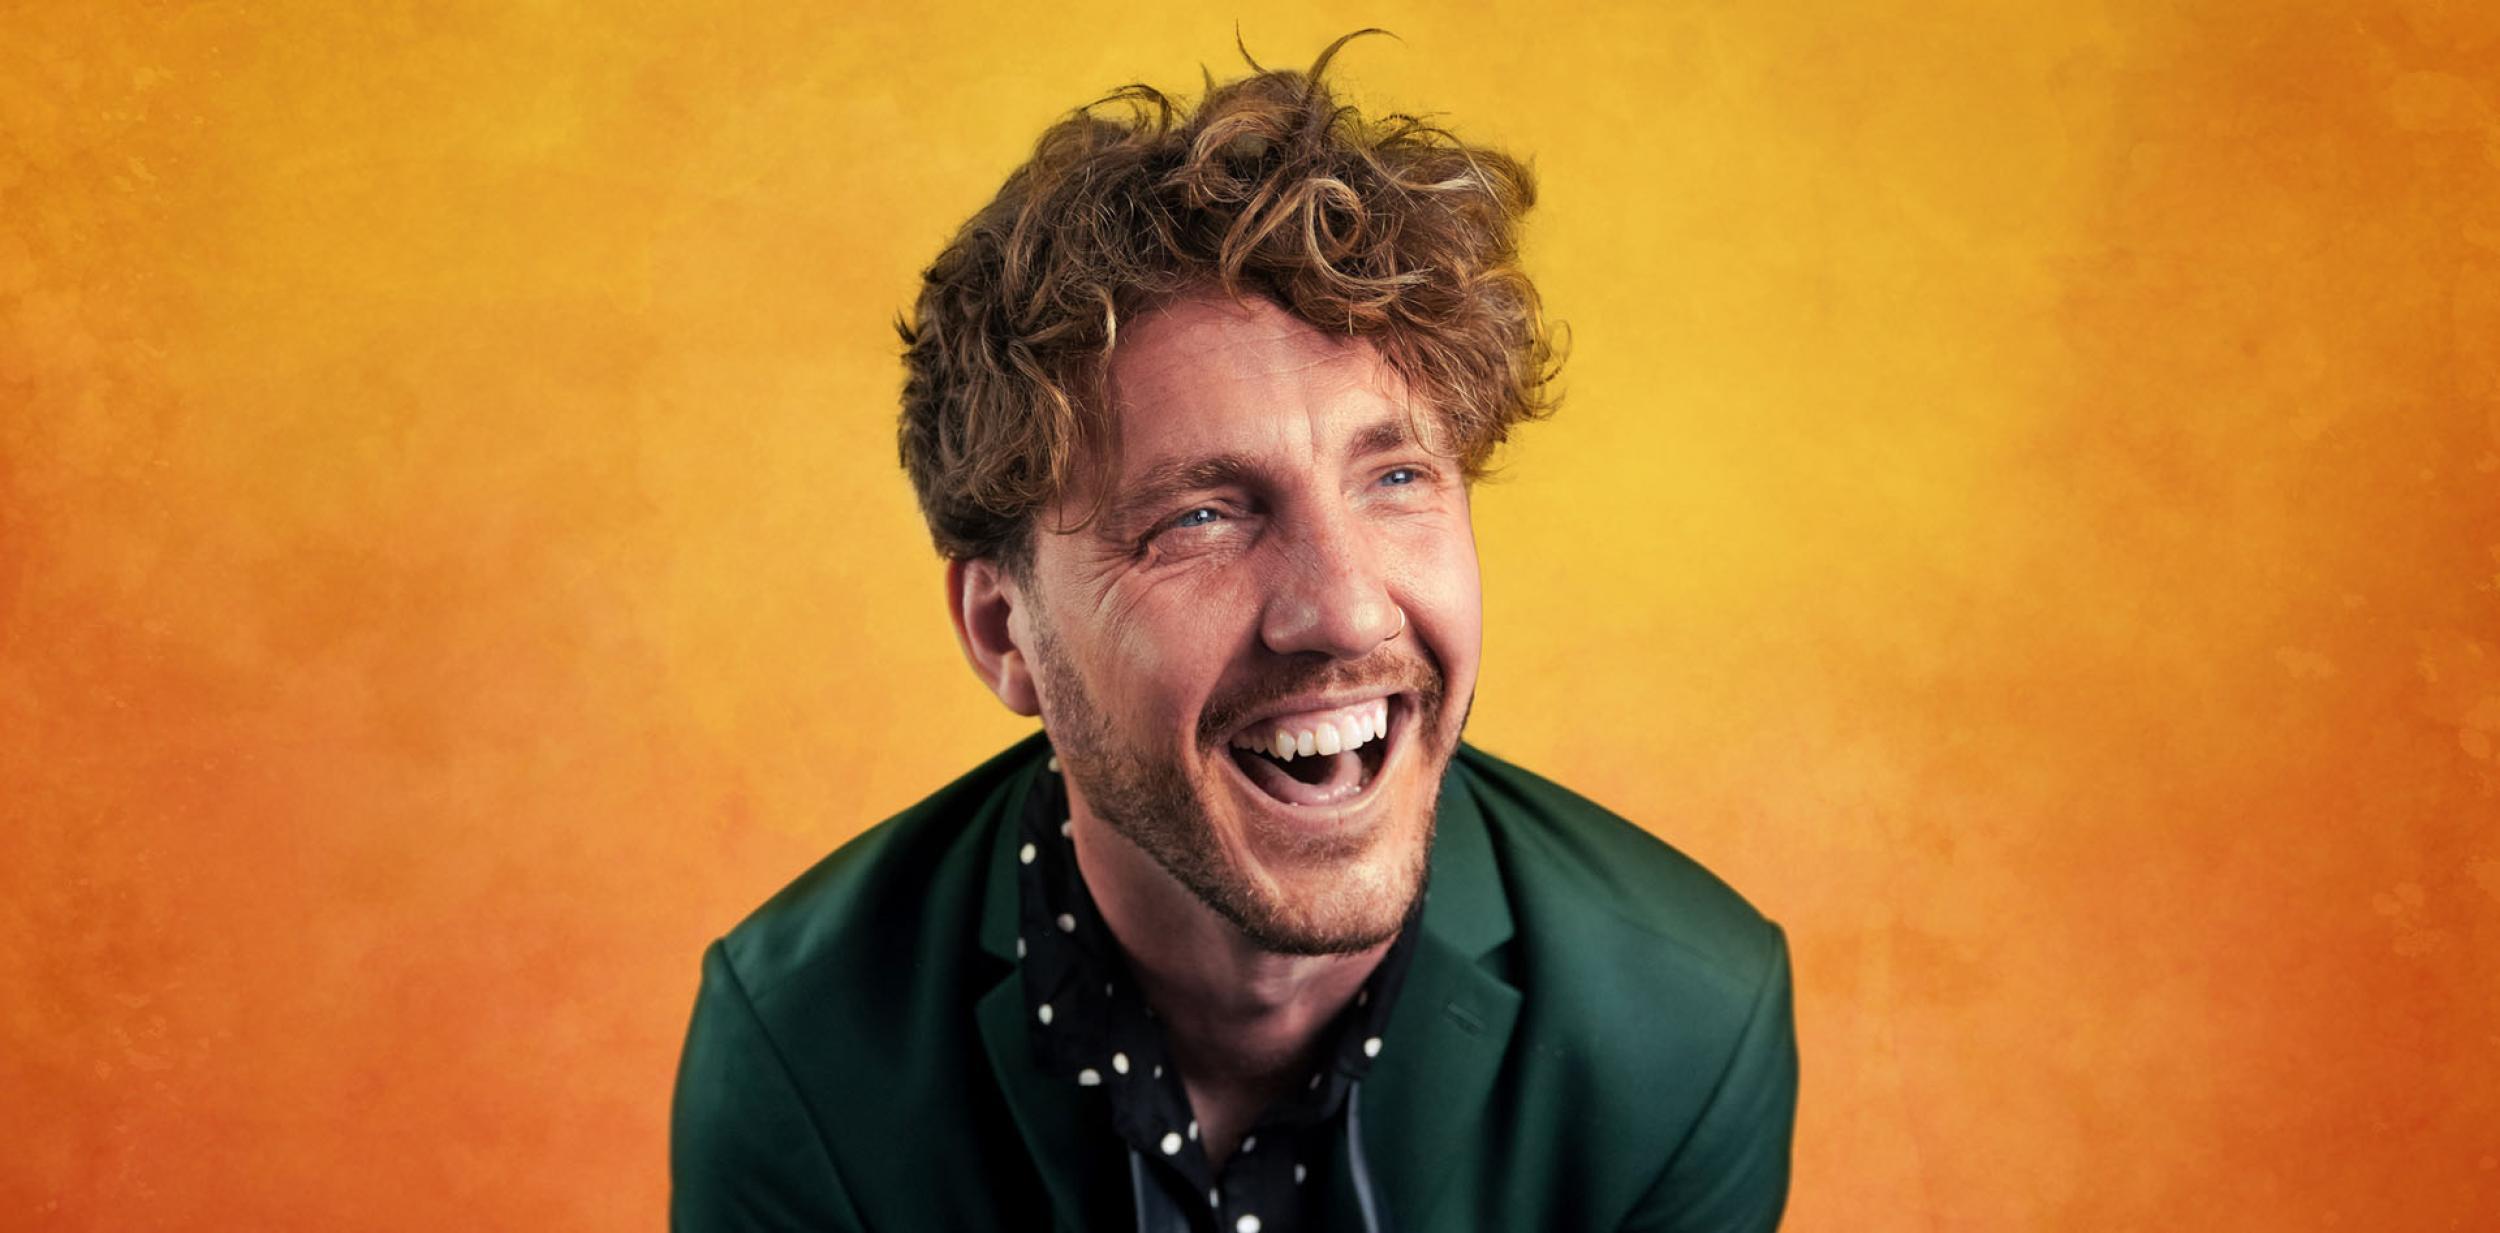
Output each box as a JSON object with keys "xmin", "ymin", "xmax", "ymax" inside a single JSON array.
[{"xmin": 895, "ymin": 29, "xmax": 1564, "ymax": 570}]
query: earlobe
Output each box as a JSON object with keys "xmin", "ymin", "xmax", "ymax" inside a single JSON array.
[{"xmin": 946, "ymin": 557, "xmax": 1041, "ymax": 717}]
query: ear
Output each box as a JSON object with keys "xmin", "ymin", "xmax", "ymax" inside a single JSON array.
[{"xmin": 947, "ymin": 556, "xmax": 1041, "ymax": 717}]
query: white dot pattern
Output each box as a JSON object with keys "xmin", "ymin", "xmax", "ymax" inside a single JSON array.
[{"xmin": 1012, "ymin": 741, "xmax": 1418, "ymax": 1233}]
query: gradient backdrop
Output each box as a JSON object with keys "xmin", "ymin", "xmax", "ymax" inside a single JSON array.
[{"xmin": 5, "ymin": 2, "xmax": 2497, "ymax": 1228}]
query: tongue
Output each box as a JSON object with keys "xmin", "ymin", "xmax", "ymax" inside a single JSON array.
[{"xmin": 1237, "ymin": 747, "xmax": 1366, "ymax": 807}]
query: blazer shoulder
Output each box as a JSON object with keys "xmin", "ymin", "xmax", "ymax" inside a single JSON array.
[
  {"xmin": 712, "ymin": 734, "xmax": 1039, "ymax": 1007},
  {"xmin": 1455, "ymin": 744, "xmax": 1782, "ymax": 1000},
  {"xmin": 676, "ymin": 738, "xmax": 1046, "ymax": 1230},
  {"xmin": 1453, "ymin": 744, "xmax": 1794, "ymax": 1202}
]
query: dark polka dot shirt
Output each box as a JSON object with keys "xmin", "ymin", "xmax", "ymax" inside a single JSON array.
[{"xmin": 1016, "ymin": 754, "xmax": 1423, "ymax": 1233}]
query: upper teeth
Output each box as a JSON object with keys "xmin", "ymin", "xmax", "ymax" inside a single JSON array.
[{"xmin": 1228, "ymin": 699, "xmax": 1392, "ymax": 762}]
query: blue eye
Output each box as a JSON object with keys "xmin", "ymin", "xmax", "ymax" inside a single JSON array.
[
  {"xmin": 1382, "ymin": 467, "xmax": 1420, "ymax": 486},
  {"xmin": 1171, "ymin": 507, "xmax": 1222, "ymax": 529}
]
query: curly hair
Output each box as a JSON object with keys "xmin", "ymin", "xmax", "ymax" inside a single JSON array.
[{"xmin": 896, "ymin": 30, "xmax": 1562, "ymax": 570}]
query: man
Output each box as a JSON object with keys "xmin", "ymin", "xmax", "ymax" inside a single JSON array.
[{"xmin": 672, "ymin": 35, "xmax": 1797, "ymax": 1233}]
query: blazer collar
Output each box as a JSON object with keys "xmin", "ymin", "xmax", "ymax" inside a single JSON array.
[{"xmin": 975, "ymin": 741, "xmax": 1521, "ymax": 1230}]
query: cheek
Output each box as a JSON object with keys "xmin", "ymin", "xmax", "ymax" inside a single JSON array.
[
  {"xmin": 1104, "ymin": 621, "xmax": 1176, "ymax": 696},
  {"xmin": 1095, "ymin": 594, "xmax": 1240, "ymax": 731},
  {"xmin": 1390, "ymin": 521, "xmax": 1484, "ymax": 649}
]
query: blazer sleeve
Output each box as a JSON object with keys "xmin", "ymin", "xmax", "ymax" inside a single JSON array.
[
  {"xmin": 1620, "ymin": 924, "xmax": 1800, "ymax": 1233},
  {"xmin": 671, "ymin": 940, "xmax": 869, "ymax": 1233}
]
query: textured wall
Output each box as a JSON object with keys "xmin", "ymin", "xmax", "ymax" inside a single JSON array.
[{"xmin": 5, "ymin": 2, "xmax": 2495, "ymax": 1228}]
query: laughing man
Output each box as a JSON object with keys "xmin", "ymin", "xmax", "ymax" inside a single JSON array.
[{"xmin": 672, "ymin": 37, "xmax": 1798, "ymax": 1233}]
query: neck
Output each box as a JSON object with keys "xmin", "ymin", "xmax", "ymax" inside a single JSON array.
[
  {"xmin": 1068, "ymin": 807, "xmax": 1392, "ymax": 1090},
  {"xmin": 1070, "ymin": 812, "xmax": 1392, "ymax": 1168}
]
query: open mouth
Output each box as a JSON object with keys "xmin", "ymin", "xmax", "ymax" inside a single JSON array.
[{"xmin": 1222, "ymin": 695, "xmax": 1400, "ymax": 809}]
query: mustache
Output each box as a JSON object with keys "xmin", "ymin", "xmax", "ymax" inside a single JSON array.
[{"xmin": 1197, "ymin": 648, "xmax": 1446, "ymax": 747}]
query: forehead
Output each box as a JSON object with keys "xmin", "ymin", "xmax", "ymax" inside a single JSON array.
[{"xmin": 1099, "ymin": 294, "xmax": 1422, "ymax": 470}]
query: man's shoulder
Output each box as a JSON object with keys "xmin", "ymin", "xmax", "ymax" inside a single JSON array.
[
  {"xmin": 1446, "ymin": 747, "xmax": 1798, "ymax": 1229},
  {"xmin": 675, "ymin": 740, "xmax": 1045, "ymax": 1226},
  {"xmin": 1452, "ymin": 744, "xmax": 1783, "ymax": 1004},
  {"xmin": 711, "ymin": 734, "xmax": 1038, "ymax": 1007}
]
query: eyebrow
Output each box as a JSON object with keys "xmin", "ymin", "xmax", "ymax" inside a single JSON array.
[
  {"xmin": 1347, "ymin": 416, "xmax": 1416, "ymax": 459},
  {"xmin": 1103, "ymin": 454, "xmax": 1257, "ymax": 534},
  {"xmin": 1100, "ymin": 416, "xmax": 1422, "ymax": 535}
]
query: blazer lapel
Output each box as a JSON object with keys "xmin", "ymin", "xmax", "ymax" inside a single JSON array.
[
  {"xmin": 971, "ymin": 753, "xmax": 1102, "ymax": 1233},
  {"xmin": 1357, "ymin": 751, "xmax": 1522, "ymax": 1232},
  {"xmin": 975, "ymin": 975, "xmax": 1098, "ymax": 1233}
]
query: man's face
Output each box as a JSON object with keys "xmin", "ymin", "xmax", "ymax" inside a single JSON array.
[{"xmin": 1018, "ymin": 292, "xmax": 1483, "ymax": 956}]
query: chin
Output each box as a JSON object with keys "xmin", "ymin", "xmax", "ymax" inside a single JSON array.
[
  {"xmin": 1240, "ymin": 847, "xmax": 1431, "ymax": 956},
  {"xmin": 1203, "ymin": 747, "xmax": 1443, "ymax": 956},
  {"xmin": 1044, "ymin": 635, "xmax": 1462, "ymax": 955}
]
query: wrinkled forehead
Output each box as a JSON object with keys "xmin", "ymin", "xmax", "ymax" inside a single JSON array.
[{"xmin": 1080, "ymin": 294, "xmax": 1448, "ymax": 487}]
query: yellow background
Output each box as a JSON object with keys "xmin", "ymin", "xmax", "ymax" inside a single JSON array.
[{"xmin": 6, "ymin": 2, "xmax": 2497, "ymax": 1227}]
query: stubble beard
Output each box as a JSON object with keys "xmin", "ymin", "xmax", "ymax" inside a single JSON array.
[{"xmin": 1033, "ymin": 618, "xmax": 1453, "ymax": 957}]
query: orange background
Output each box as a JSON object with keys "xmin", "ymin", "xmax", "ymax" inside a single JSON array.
[{"xmin": 5, "ymin": 2, "xmax": 2497, "ymax": 1228}]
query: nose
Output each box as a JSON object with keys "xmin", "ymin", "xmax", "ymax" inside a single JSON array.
[{"xmin": 1257, "ymin": 506, "xmax": 1402, "ymax": 660}]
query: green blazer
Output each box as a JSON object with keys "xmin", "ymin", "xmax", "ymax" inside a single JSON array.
[{"xmin": 672, "ymin": 735, "xmax": 1796, "ymax": 1231}]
